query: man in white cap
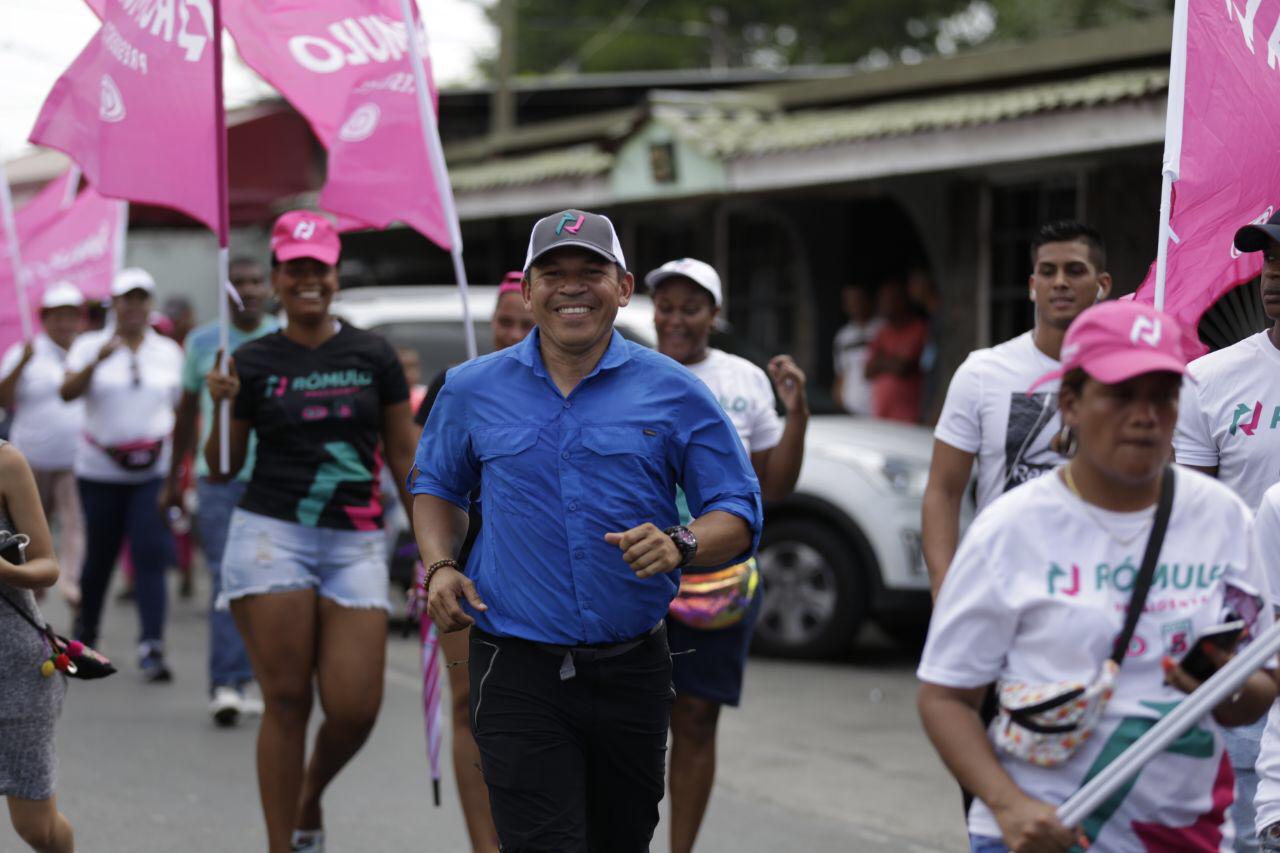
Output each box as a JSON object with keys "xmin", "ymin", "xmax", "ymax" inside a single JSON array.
[{"xmin": 0, "ymin": 282, "xmax": 88, "ymax": 604}]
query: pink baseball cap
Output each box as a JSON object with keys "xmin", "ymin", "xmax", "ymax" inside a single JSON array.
[
  {"xmin": 498, "ymin": 270, "xmax": 524, "ymax": 295},
  {"xmin": 1029, "ymin": 301, "xmax": 1197, "ymax": 392},
  {"xmin": 270, "ymin": 211, "xmax": 341, "ymax": 265}
]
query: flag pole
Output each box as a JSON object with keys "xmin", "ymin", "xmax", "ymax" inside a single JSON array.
[
  {"xmin": 1059, "ymin": 618, "xmax": 1280, "ymax": 827},
  {"xmin": 0, "ymin": 162, "xmax": 35, "ymax": 340},
  {"xmin": 398, "ymin": 0, "xmax": 478, "ymax": 361},
  {"xmin": 1153, "ymin": 0, "xmax": 1189, "ymax": 312},
  {"xmin": 213, "ymin": 0, "xmax": 232, "ymax": 472},
  {"xmin": 62, "ymin": 165, "xmax": 82, "ymax": 209}
]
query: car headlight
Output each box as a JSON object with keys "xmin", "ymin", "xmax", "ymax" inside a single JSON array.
[{"xmin": 815, "ymin": 446, "xmax": 930, "ymax": 497}]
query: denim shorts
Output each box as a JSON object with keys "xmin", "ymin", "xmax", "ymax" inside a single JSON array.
[{"xmin": 218, "ymin": 509, "xmax": 391, "ymax": 612}]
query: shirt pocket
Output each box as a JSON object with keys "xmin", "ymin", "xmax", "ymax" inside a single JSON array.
[
  {"xmin": 579, "ymin": 426, "xmax": 668, "ymax": 520},
  {"xmin": 473, "ymin": 426, "xmax": 540, "ymax": 513}
]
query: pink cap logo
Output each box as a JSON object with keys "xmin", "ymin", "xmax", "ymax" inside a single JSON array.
[
  {"xmin": 292, "ymin": 220, "xmax": 317, "ymax": 241},
  {"xmin": 1129, "ymin": 317, "xmax": 1162, "ymax": 347}
]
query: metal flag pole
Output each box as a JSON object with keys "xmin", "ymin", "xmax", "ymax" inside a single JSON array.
[
  {"xmin": 0, "ymin": 161, "xmax": 35, "ymax": 340},
  {"xmin": 1059, "ymin": 618, "xmax": 1280, "ymax": 827},
  {"xmin": 61, "ymin": 165, "xmax": 81, "ymax": 208},
  {"xmin": 212, "ymin": 0, "xmax": 232, "ymax": 472},
  {"xmin": 398, "ymin": 0, "xmax": 478, "ymax": 360},
  {"xmin": 1152, "ymin": 0, "xmax": 1189, "ymax": 312}
]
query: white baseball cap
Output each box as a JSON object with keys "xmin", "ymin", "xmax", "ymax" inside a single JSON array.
[
  {"xmin": 111, "ymin": 267, "xmax": 156, "ymax": 297},
  {"xmin": 41, "ymin": 281, "xmax": 85, "ymax": 310},
  {"xmin": 644, "ymin": 258, "xmax": 723, "ymax": 306}
]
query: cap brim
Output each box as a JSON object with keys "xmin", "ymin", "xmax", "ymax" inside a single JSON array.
[
  {"xmin": 111, "ymin": 286, "xmax": 155, "ymax": 298},
  {"xmin": 275, "ymin": 244, "xmax": 340, "ymax": 265},
  {"xmin": 1234, "ymin": 223, "xmax": 1280, "ymax": 253},
  {"xmin": 42, "ymin": 300, "xmax": 84, "ymax": 310},
  {"xmin": 644, "ymin": 269, "xmax": 720, "ymax": 304},
  {"xmin": 526, "ymin": 241, "xmax": 621, "ymax": 271}
]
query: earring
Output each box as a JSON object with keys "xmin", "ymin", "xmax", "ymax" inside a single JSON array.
[{"xmin": 1052, "ymin": 425, "xmax": 1078, "ymax": 458}]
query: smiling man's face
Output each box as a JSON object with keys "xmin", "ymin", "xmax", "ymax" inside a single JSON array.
[{"xmin": 526, "ymin": 247, "xmax": 633, "ymax": 358}]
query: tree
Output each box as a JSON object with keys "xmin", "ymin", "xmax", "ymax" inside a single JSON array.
[{"xmin": 486, "ymin": 0, "xmax": 1175, "ymax": 77}]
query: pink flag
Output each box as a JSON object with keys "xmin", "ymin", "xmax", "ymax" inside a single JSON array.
[
  {"xmin": 0, "ymin": 184, "xmax": 124, "ymax": 354},
  {"xmin": 10, "ymin": 170, "xmax": 81, "ymax": 237},
  {"xmin": 29, "ymin": 0, "xmax": 221, "ymax": 233},
  {"xmin": 224, "ymin": 1, "xmax": 450, "ymax": 247},
  {"xmin": 1134, "ymin": 3, "xmax": 1280, "ymax": 328}
]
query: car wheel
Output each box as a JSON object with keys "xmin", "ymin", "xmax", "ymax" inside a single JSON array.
[{"xmin": 752, "ymin": 518, "xmax": 868, "ymax": 659}]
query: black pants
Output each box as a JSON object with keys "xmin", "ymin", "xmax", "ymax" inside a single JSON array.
[{"xmin": 469, "ymin": 625, "xmax": 674, "ymax": 853}]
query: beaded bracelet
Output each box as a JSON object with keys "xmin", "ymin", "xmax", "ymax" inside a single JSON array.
[{"xmin": 422, "ymin": 558, "xmax": 460, "ymax": 595}]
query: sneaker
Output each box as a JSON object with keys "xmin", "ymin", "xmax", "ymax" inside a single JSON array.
[
  {"xmin": 209, "ymin": 686, "xmax": 242, "ymax": 727},
  {"xmin": 138, "ymin": 643, "xmax": 172, "ymax": 683},
  {"xmin": 290, "ymin": 829, "xmax": 324, "ymax": 852},
  {"xmin": 238, "ymin": 686, "xmax": 264, "ymax": 718}
]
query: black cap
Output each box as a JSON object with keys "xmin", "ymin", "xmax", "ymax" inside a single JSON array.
[
  {"xmin": 523, "ymin": 210, "xmax": 626, "ymax": 271},
  {"xmin": 1234, "ymin": 209, "xmax": 1280, "ymax": 253}
]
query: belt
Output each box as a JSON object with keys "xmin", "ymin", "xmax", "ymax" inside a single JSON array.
[{"xmin": 482, "ymin": 622, "xmax": 665, "ymax": 681}]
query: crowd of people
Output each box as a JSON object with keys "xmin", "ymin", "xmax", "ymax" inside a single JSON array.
[{"xmin": 9, "ymin": 200, "xmax": 1280, "ymax": 853}]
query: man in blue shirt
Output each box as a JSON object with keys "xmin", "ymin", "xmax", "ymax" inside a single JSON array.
[
  {"xmin": 410, "ymin": 209, "xmax": 761, "ymax": 852},
  {"xmin": 162, "ymin": 256, "xmax": 276, "ymax": 726}
]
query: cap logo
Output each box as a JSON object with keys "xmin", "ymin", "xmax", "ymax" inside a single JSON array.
[
  {"xmin": 1130, "ymin": 317, "xmax": 1162, "ymax": 347},
  {"xmin": 556, "ymin": 213, "xmax": 585, "ymax": 235},
  {"xmin": 292, "ymin": 220, "xmax": 317, "ymax": 241}
]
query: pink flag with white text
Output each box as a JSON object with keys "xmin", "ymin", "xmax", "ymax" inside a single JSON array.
[
  {"xmin": 1134, "ymin": 2, "xmax": 1280, "ymax": 328},
  {"xmin": 0, "ymin": 183, "xmax": 124, "ymax": 354},
  {"xmin": 29, "ymin": 0, "xmax": 221, "ymax": 233},
  {"xmin": 224, "ymin": 0, "xmax": 451, "ymax": 248}
]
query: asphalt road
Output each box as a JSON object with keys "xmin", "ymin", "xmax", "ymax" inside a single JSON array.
[{"xmin": 10, "ymin": 578, "xmax": 966, "ymax": 852}]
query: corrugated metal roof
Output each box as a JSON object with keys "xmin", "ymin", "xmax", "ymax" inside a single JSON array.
[
  {"xmin": 665, "ymin": 68, "xmax": 1169, "ymax": 158},
  {"xmin": 450, "ymin": 144, "xmax": 614, "ymax": 191}
]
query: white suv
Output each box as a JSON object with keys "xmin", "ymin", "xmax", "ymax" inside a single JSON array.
[{"xmin": 334, "ymin": 285, "xmax": 935, "ymax": 658}]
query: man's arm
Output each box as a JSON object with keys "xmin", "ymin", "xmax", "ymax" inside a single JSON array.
[
  {"xmin": 413, "ymin": 493, "xmax": 485, "ymax": 632},
  {"xmin": 605, "ymin": 510, "xmax": 751, "ymax": 580},
  {"xmin": 922, "ymin": 439, "xmax": 975, "ymax": 599},
  {"xmin": 61, "ymin": 337, "xmax": 119, "ymax": 402}
]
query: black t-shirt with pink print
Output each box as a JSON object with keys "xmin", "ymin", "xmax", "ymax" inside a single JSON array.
[{"xmin": 232, "ymin": 322, "xmax": 409, "ymax": 530}]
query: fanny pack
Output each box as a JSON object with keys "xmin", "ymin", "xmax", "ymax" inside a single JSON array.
[
  {"xmin": 87, "ymin": 434, "xmax": 164, "ymax": 472},
  {"xmin": 993, "ymin": 466, "xmax": 1174, "ymax": 768},
  {"xmin": 0, "ymin": 531, "xmax": 116, "ymax": 680},
  {"xmin": 668, "ymin": 559, "xmax": 760, "ymax": 631}
]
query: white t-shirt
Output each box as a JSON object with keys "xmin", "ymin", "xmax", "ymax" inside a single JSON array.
[
  {"xmin": 833, "ymin": 319, "xmax": 882, "ymax": 416},
  {"xmin": 0, "ymin": 334, "xmax": 85, "ymax": 470},
  {"xmin": 1175, "ymin": 331, "xmax": 1280, "ymax": 510},
  {"xmin": 1244, "ymin": 484, "xmax": 1280, "ymax": 835},
  {"xmin": 65, "ymin": 328, "xmax": 184, "ymax": 483},
  {"xmin": 933, "ymin": 331, "xmax": 1065, "ymax": 512},
  {"xmin": 919, "ymin": 468, "xmax": 1270, "ymax": 850},
  {"xmin": 684, "ymin": 348, "xmax": 783, "ymax": 455}
]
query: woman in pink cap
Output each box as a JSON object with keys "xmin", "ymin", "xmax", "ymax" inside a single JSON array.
[
  {"xmin": 204, "ymin": 211, "xmax": 419, "ymax": 853},
  {"xmin": 917, "ymin": 301, "xmax": 1277, "ymax": 852}
]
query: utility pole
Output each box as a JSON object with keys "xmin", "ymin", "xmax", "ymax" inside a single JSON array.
[
  {"xmin": 708, "ymin": 6, "xmax": 728, "ymax": 71},
  {"xmin": 492, "ymin": 0, "xmax": 517, "ymax": 137}
]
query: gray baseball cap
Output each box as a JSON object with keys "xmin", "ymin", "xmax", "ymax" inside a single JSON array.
[{"xmin": 523, "ymin": 209, "xmax": 627, "ymax": 271}]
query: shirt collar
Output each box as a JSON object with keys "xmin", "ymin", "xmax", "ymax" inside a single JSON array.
[{"xmin": 508, "ymin": 327, "xmax": 632, "ymax": 380}]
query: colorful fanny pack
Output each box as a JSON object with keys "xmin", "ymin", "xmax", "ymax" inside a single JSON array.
[
  {"xmin": 993, "ymin": 466, "xmax": 1173, "ymax": 768},
  {"xmin": 86, "ymin": 434, "xmax": 164, "ymax": 472},
  {"xmin": 667, "ymin": 559, "xmax": 760, "ymax": 631}
]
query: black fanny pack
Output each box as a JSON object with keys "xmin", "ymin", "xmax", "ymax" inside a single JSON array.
[{"xmin": 87, "ymin": 435, "xmax": 164, "ymax": 471}]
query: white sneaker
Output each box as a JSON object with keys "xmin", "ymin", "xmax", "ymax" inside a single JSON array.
[
  {"xmin": 290, "ymin": 829, "xmax": 324, "ymax": 852},
  {"xmin": 239, "ymin": 685, "xmax": 265, "ymax": 717},
  {"xmin": 209, "ymin": 686, "xmax": 242, "ymax": 727}
]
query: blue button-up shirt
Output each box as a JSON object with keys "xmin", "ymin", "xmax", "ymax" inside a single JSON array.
[{"xmin": 409, "ymin": 328, "xmax": 762, "ymax": 645}]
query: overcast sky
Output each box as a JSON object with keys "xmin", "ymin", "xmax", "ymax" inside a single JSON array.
[{"xmin": 0, "ymin": 0, "xmax": 497, "ymax": 160}]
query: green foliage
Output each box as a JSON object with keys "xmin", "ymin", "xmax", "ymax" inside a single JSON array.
[{"xmin": 486, "ymin": 0, "xmax": 1175, "ymax": 77}]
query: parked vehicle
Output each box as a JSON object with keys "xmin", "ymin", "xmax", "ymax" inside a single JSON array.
[{"xmin": 334, "ymin": 285, "xmax": 935, "ymax": 657}]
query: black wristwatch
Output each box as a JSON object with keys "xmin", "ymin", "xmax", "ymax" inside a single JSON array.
[{"xmin": 664, "ymin": 525, "xmax": 698, "ymax": 567}]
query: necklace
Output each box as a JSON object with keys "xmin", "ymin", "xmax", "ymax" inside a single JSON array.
[{"xmin": 1061, "ymin": 465, "xmax": 1151, "ymax": 546}]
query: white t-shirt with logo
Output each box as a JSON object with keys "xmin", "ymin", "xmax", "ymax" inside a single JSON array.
[
  {"xmin": 0, "ymin": 334, "xmax": 85, "ymax": 470},
  {"xmin": 833, "ymin": 319, "xmax": 882, "ymax": 416},
  {"xmin": 1175, "ymin": 331, "xmax": 1280, "ymax": 510},
  {"xmin": 65, "ymin": 328, "xmax": 184, "ymax": 483},
  {"xmin": 684, "ymin": 348, "xmax": 782, "ymax": 455},
  {"xmin": 1243, "ymin": 484, "xmax": 1280, "ymax": 835},
  {"xmin": 919, "ymin": 467, "xmax": 1271, "ymax": 850},
  {"xmin": 933, "ymin": 331, "xmax": 1066, "ymax": 512}
]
